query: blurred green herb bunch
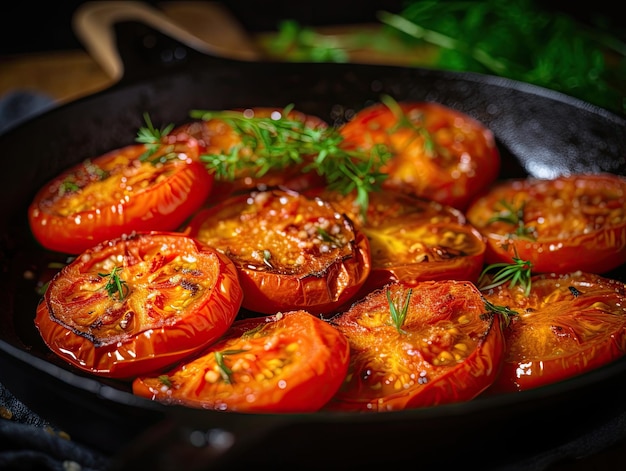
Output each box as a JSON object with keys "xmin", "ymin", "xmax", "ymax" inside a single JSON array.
[{"xmin": 267, "ymin": 0, "xmax": 626, "ymax": 114}]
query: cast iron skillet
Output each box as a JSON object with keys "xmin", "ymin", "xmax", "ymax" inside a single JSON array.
[{"xmin": 1, "ymin": 3, "xmax": 625, "ymax": 470}]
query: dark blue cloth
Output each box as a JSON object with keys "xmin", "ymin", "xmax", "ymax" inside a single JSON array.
[
  {"xmin": 0, "ymin": 382, "xmax": 110, "ymax": 471},
  {"xmin": 0, "ymin": 90, "xmax": 54, "ymax": 135}
]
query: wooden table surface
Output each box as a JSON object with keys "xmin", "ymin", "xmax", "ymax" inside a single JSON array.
[
  {"xmin": 0, "ymin": 2, "xmax": 432, "ymax": 106},
  {"xmin": 0, "ymin": 2, "xmax": 253, "ymax": 104},
  {"xmin": 1, "ymin": 2, "xmax": 626, "ymax": 470}
]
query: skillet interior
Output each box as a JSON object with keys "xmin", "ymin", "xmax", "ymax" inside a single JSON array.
[{"xmin": 1, "ymin": 20, "xmax": 626, "ymax": 469}]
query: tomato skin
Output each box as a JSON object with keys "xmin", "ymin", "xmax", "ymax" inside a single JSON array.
[
  {"xmin": 466, "ymin": 173, "xmax": 626, "ymax": 274},
  {"xmin": 28, "ymin": 142, "xmax": 213, "ymax": 254},
  {"xmin": 186, "ymin": 188, "xmax": 371, "ymax": 315},
  {"xmin": 310, "ymin": 188, "xmax": 486, "ymax": 294},
  {"xmin": 484, "ymin": 271, "xmax": 626, "ymax": 393},
  {"xmin": 34, "ymin": 231, "xmax": 243, "ymax": 379},
  {"xmin": 132, "ymin": 310, "xmax": 350, "ymax": 413},
  {"xmin": 339, "ymin": 101, "xmax": 500, "ymax": 210},
  {"xmin": 326, "ymin": 280, "xmax": 506, "ymax": 411}
]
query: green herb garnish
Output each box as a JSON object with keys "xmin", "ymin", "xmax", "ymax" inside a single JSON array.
[
  {"xmin": 488, "ymin": 199, "xmax": 536, "ymax": 240},
  {"xmin": 158, "ymin": 375, "xmax": 172, "ymax": 387},
  {"xmin": 214, "ymin": 349, "xmax": 248, "ymax": 384},
  {"xmin": 136, "ymin": 113, "xmax": 175, "ymax": 163},
  {"xmin": 190, "ymin": 105, "xmax": 391, "ymax": 215},
  {"xmin": 380, "ymin": 94, "xmax": 439, "ymax": 158},
  {"xmin": 316, "ymin": 227, "xmax": 343, "ymax": 247},
  {"xmin": 478, "ymin": 256, "xmax": 533, "ymax": 296},
  {"xmin": 386, "ymin": 287, "xmax": 413, "ymax": 333},
  {"xmin": 59, "ymin": 181, "xmax": 80, "ymax": 194},
  {"xmin": 99, "ymin": 266, "xmax": 129, "ymax": 301},
  {"xmin": 482, "ymin": 297, "xmax": 518, "ymax": 326}
]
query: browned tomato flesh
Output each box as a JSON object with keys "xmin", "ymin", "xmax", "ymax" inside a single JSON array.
[
  {"xmin": 185, "ymin": 188, "xmax": 371, "ymax": 315},
  {"xmin": 339, "ymin": 101, "xmax": 500, "ymax": 210},
  {"xmin": 28, "ymin": 142, "xmax": 212, "ymax": 254},
  {"xmin": 310, "ymin": 188, "xmax": 486, "ymax": 294},
  {"xmin": 132, "ymin": 310, "xmax": 350, "ymax": 413},
  {"xmin": 483, "ymin": 271, "xmax": 626, "ymax": 393},
  {"xmin": 466, "ymin": 173, "xmax": 626, "ymax": 274},
  {"xmin": 35, "ymin": 231, "xmax": 243, "ymax": 379},
  {"xmin": 325, "ymin": 280, "xmax": 506, "ymax": 411}
]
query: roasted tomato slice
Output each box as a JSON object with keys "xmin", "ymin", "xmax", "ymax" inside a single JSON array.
[
  {"xmin": 483, "ymin": 271, "xmax": 626, "ymax": 393},
  {"xmin": 339, "ymin": 100, "xmax": 500, "ymax": 210},
  {"xmin": 185, "ymin": 188, "xmax": 371, "ymax": 315},
  {"xmin": 34, "ymin": 232, "xmax": 243, "ymax": 379},
  {"xmin": 465, "ymin": 173, "xmax": 626, "ymax": 274},
  {"xmin": 310, "ymin": 188, "xmax": 486, "ymax": 293},
  {"xmin": 132, "ymin": 310, "xmax": 350, "ymax": 413},
  {"xmin": 169, "ymin": 107, "xmax": 327, "ymax": 203},
  {"xmin": 28, "ymin": 142, "xmax": 213, "ymax": 254},
  {"xmin": 325, "ymin": 280, "xmax": 506, "ymax": 411}
]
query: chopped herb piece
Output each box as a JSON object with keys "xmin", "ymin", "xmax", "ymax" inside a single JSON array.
[
  {"xmin": 99, "ymin": 266, "xmax": 129, "ymax": 301},
  {"xmin": 135, "ymin": 113, "xmax": 175, "ymax": 163},
  {"xmin": 214, "ymin": 349, "xmax": 248, "ymax": 384},
  {"xmin": 386, "ymin": 287, "xmax": 413, "ymax": 333},
  {"xmin": 488, "ymin": 199, "xmax": 536, "ymax": 240},
  {"xmin": 158, "ymin": 375, "xmax": 172, "ymax": 387},
  {"xmin": 482, "ymin": 297, "xmax": 518, "ymax": 326},
  {"xmin": 316, "ymin": 227, "xmax": 343, "ymax": 247},
  {"xmin": 478, "ymin": 256, "xmax": 533, "ymax": 296}
]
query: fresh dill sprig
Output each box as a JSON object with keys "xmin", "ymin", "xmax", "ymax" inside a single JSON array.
[
  {"xmin": 189, "ymin": 105, "xmax": 392, "ymax": 214},
  {"xmin": 478, "ymin": 256, "xmax": 533, "ymax": 296},
  {"xmin": 214, "ymin": 349, "xmax": 247, "ymax": 384},
  {"xmin": 488, "ymin": 199, "xmax": 536, "ymax": 240},
  {"xmin": 380, "ymin": 94, "xmax": 440, "ymax": 158},
  {"xmin": 59, "ymin": 181, "xmax": 80, "ymax": 194},
  {"xmin": 386, "ymin": 287, "xmax": 413, "ymax": 333},
  {"xmin": 135, "ymin": 113, "xmax": 175, "ymax": 163},
  {"xmin": 316, "ymin": 227, "xmax": 343, "ymax": 247},
  {"xmin": 99, "ymin": 266, "xmax": 129, "ymax": 301},
  {"xmin": 482, "ymin": 297, "xmax": 518, "ymax": 327},
  {"xmin": 158, "ymin": 375, "xmax": 173, "ymax": 387}
]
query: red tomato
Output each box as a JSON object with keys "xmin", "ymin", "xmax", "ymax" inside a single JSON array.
[
  {"xmin": 132, "ymin": 310, "xmax": 350, "ymax": 413},
  {"xmin": 339, "ymin": 101, "xmax": 500, "ymax": 210},
  {"xmin": 28, "ymin": 142, "xmax": 212, "ymax": 254},
  {"xmin": 169, "ymin": 107, "xmax": 327, "ymax": 203},
  {"xmin": 465, "ymin": 173, "xmax": 626, "ymax": 274},
  {"xmin": 34, "ymin": 232, "xmax": 243, "ymax": 379},
  {"xmin": 325, "ymin": 280, "xmax": 506, "ymax": 411},
  {"xmin": 185, "ymin": 188, "xmax": 371, "ymax": 315},
  {"xmin": 310, "ymin": 188, "xmax": 486, "ymax": 294},
  {"xmin": 483, "ymin": 271, "xmax": 626, "ymax": 393}
]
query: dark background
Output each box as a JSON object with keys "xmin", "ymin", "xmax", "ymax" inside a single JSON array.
[{"xmin": 1, "ymin": 0, "xmax": 624, "ymax": 56}]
